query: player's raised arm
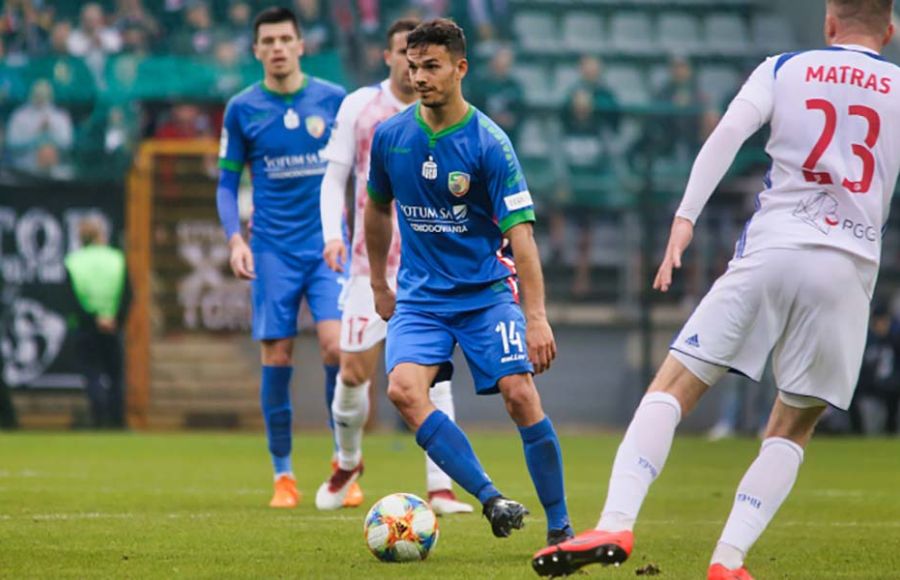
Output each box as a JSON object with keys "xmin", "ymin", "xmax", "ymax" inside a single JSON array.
[
  {"xmin": 216, "ymin": 102, "xmax": 254, "ymax": 280},
  {"xmin": 364, "ymin": 128, "xmax": 396, "ymax": 320},
  {"xmin": 655, "ymin": 59, "xmax": 775, "ymax": 292}
]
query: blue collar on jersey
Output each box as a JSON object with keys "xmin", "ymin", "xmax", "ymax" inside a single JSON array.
[
  {"xmin": 259, "ymin": 74, "xmax": 310, "ymax": 103},
  {"xmin": 774, "ymin": 44, "xmax": 887, "ymax": 78},
  {"xmin": 415, "ymin": 103, "xmax": 476, "ymax": 147}
]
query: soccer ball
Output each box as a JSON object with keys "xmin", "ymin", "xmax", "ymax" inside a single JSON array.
[{"xmin": 363, "ymin": 493, "xmax": 439, "ymax": 562}]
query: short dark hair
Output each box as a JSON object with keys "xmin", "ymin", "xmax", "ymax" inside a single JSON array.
[
  {"xmin": 386, "ymin": 17, "xmax": 420, "ymax": 49},
  {"xmin": 406, "ymin": 18, "xmax": 466, "ymax": 59},
  {"xmin": 253, "ymin": 7, "xmax": 301, "ymax": 42},
  {"xmin": 828, "ymin": 0, "xmax": 894, "ymax": 34}
]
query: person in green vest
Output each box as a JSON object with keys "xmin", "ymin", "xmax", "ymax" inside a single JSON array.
[{"xmin": 64, "ymin": 217, "xmax": 132, "ymax": 429}]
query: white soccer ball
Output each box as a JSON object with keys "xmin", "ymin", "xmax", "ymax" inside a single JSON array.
[{"xmin": 363, "ymin": 493, "xmax": 439, "ymax": 563}]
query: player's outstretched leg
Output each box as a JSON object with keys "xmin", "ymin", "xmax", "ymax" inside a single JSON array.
[
  {"xmin": 533, "ymin": 356, "xmax": 706, "ymax": 576},
  {"xmin": 316, "ymin": 374, "xmax": 368, "ymax": 510},
  {"xmin": 389, "ymin": 363, "xmax": 527, "ymax": 539},
  {"xmin": 498, "ymin": 374, "xmax": 573, "ymax": 546},
  {"xmin": 260, "ymin": 354, "xmax": 299, "ymax": 508},
  {"xmin": 426, "ymin": 380, "xmax": 474, "ymax": 515},
  {"xmin": 707, "ymin": 397, "xmax": 824, "ymax": 580}
]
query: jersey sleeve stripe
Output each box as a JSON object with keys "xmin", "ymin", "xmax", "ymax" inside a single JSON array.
[
  {"xmin": 218, "ymin": 159, "xmax": 243, "ymax": 172},
  {"xmin": 367, "ymin": 184, "xmax": 393, "ymax": 205},
  {"xmin": 499, "ymin": 208, "xmax": 535, "ymax": 232}
]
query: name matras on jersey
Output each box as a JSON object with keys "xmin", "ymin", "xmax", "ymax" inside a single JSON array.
[
  {"xmin": 262, "ymin": 152, "xmax": 327, "ymax": 179},
  {"xmin": 400, "ymin": 203, "xmax": 469, "ymax": 233}
]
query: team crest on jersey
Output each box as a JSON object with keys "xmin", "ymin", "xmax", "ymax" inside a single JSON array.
[
  {"xmin": 283, "ymin": 108, "xmax": 300, "ymax": 130},
  {"xmin": 305, "ymin": 115, "xmax": 326, "ymax": 138},
  {"xmin": 448, "ymin": 171, "xmax": 471, "ymax": 197}
]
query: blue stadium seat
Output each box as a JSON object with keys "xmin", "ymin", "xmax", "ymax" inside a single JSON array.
[
  {"xmin": 512, "ymin": 63, "xmax": 558, "ymax": 107},
  {"xmin": 658, "ymin": 13, "xmax": 702, "ymax": 54},
  {"xmin": 752, "ymin": 14, "xmax": 796, "ymax": 54},
  {"xmin": 698, "ymin": 65, "xmax": 741, "ymax": 108},
  {"xmin": 513, "ymin": 12, "xmax": 561, "ymax": 54},
  {"xmin": 609, "ymin": 13, "xmax": 655, "ymax": 56},
  {"xmin": 562, "ymin": 12, "xmax": 607, "ymax": 53},
  {"xmin": 705, "ymin": 13, "xmax": 750, "ymax": 56},
  {"xmin": 605, "ymin": 65, "xmax": 650, "ymax": 105}
]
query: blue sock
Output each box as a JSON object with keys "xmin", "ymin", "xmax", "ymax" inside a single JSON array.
[
  {"xmin": 261, "ymin": 365, "xmax": 293, "ymax": 475},
  {"xmin": 519, "ymin": 417, "xmax": 570, "ymax": 531},
  {"xmin": 324, "ymin": 364, "xmax": 339, "ymax": 431},
  {"xmin": 415, "ymin": 410, "xmax": 500, "ymax": 504}
]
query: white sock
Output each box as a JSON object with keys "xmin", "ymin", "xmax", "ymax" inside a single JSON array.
[
  {"xmin": 332, "ymin": 377, "xmax": 369, "ymax": 471},
  {"xmin": 712, "ymin": 437, "xmax": 804, "ymax": 568},
  {"xmin": 426, "ymin": 380, "xmax": 455, "ymax": 492},
  {"xmin": 597, "ymin": 392, "xmax": 682, "ymax": 532}
]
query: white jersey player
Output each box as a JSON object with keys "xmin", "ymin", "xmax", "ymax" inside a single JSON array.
[
  {"xmin": 314, "ymin": 18, "xmax": 472, "ymax": 515},
  {"xmin": 534, "ymin": 2, "xmax": 899, "ymax": 579}
]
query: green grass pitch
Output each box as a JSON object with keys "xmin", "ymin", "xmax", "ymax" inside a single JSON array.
[{"xmin": 1, "ymin": 432, "xmax": 898, "ymax": 579}]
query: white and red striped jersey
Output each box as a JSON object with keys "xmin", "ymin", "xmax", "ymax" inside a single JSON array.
[
  {"xmin": 321, "ymin": 79, "xmax": 410, "ymax": 278},
  {"xmin": 732, "ymin": 44, "xmax": 900, "ymax": 289}
]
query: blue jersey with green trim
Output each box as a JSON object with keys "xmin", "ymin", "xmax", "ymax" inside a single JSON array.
[
  {"xmin": 219, "ymin": 78, "xmax": 345, "ymax": 256},
  {"xmin": 367, "ymin": 104, "xmax": 536, "ymax": 312}
]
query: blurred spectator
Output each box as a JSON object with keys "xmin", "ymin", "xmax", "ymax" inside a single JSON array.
[
  {"xmin": 170, "ymin": 0, "xmax": 217, "ymax": 56},
  {"xmin": 295, "ymin": 0, "xmax": 337, "ymax": 55},
  {"xmin": 848, "ymin": 302, "xmax": 900, "ymax": 435},
  {"xmin": 155, "ymin": 103, "xmax": 213, "ymax": 139},
  {"xmin": 0, "ymin": 37, "xmax": 28, "ymax": 107},
  {"xmin": 28, "ymin": 21, "xmax": 96, "ymax": 103},
  {"xmin": 642, "ymin": 56, "xmax": 717, "ymax": 164},
  {"xmin": 467, "ymin": 0, "xmax": 511, "ymax": 42},
  {"xmin": 6, "ymin": 79, "xmax": 73, "ymax": 177},
  {"xmin": 67, "ymin": 2, "xmax": 123, "ymax": 88},
  {"xmin": 469, "ymin": 46, "xmax": 522, "ymax": 141},
  {"xmin": 64, "ymin": 217, "xmax": 132, "ymax": 429},
  {"xmin": 211, "ymin": 40, "xmax": 250, "ymax": 98},
  {"xmin": 555, "ymin": 88, "xmax": 618, "ymax": 298},
  {"xmin": 224, "ymin": 1, "xmax": 253, "ymax": 57},
  {"xmin": 1, "ymin": 0, "xmax": 53, "ymax": 59},
  {"xmin": 113, "ymin": 0, "xmax": 160, "ymax": 47},
  {"xmin": 568, "ymin": 56, "xmax": 620, "ymax": 131}
]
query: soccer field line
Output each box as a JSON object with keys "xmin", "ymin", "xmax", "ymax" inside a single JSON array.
[{"xmin": 1, "ymin": 512, "xmax": 898, "ymax": 528}]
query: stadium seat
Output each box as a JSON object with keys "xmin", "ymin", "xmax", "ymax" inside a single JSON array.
[
  {"xmin": 512, "ymin": 64, "xmax": 557, "ymax": 107},
  {"xmin": 561, "ymin": 12, "xmax": 607, "ymax": 53},
  {"xmin": 658, "ymin": 13, "xmax": 702, "ymax": 54},
  {"xmin": 705, "ymin": 13, "xmax": 750, "ymax": 56},
  {"xmin": 698, "ymin": 65, "xmax": 741, "ymax": 108},
  {"xmin": 609, "ymin": 13, "xmax": 655, "ymax": 56},
  {"xmin": 752, "ymin": 14, "xmax": 796, "ymax": 53},
  {"xmin": 513, "ymin": 12, "xmax": 561, "ymax": 54},
  {"xmin": 605, "ymin": 65, "xmax": 650, "ymax": 105}
]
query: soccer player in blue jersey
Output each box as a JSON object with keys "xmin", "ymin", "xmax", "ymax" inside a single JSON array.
[
  {"xmin": 215, "ymin": 7, "xmax": 354, "ymax": 509},
  {"xmin": 365, "ymin": 19, "xmax": 573, "ymax": 546}
]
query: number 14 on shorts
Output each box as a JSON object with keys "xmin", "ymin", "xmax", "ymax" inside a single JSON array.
[{"xmin": 495, "ymin": 320, "xmax": 527, "ymax": 364}]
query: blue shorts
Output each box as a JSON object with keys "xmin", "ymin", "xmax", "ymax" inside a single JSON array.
[
  {"xmin": 251, "ymin": 252, "xmax": 344, "ymax": 341},
  {"xmin": 385, "ymin": 301, "xmax": 534, "ymax": 394}
]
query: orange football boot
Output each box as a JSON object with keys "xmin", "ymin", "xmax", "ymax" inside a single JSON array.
[
  {"xmin": 708, "ymin": 563, "xmax": 754, "ymax": 580},
  {"xmin": 532, "ymin": 529, "xmax": 633, "ymax": 577},
  {"xmin": 269, "ymin": 474, "xmax": 300, "ymax": 508},
  {"xmin": 331, "ymin": 459, "xmax": 364, "ymax": 508}
]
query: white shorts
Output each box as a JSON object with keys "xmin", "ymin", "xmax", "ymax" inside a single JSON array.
[
  {"xmin": 670, "ymin": 248, "xmax": 871, "ymax": 410},
  {"xmin": 339, "ymin": 275, "xmax": 390, "ymax": 353}
]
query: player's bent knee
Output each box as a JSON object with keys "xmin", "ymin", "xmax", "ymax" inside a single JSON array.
[
  {"xmin": 498, "ymin": 375, "xmax": 543, "ymax": 424},
  {"xmin": 261, "ymin": 340, "xmax": 293, "ymax": 366},
  {"xmin": 386, "ymin": 381, "xmax": 420, "ymax": 410}
]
